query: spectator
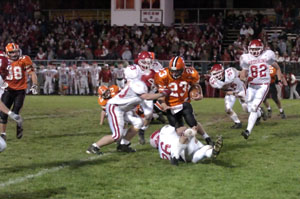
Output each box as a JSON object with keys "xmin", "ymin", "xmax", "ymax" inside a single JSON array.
[
  {"xmin": 99, "ymin": 64, "xmax": 112, "ymax": 87},
  {"xmin": 274, "ymin": 1, "xmax": 284, "ymax": 26},
  {"xmin": 286, "ymin": 73, "xmax": 300, "ymax": 99},
  {"xmin": 240, "ymin": 24, "xmax": 248, "ymax": 36}
]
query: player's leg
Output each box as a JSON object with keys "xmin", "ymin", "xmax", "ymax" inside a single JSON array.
[
  {"xmin": 11, "ymin": 90, "xmax": 25, "ymax": 139},
  {"xmin": 86, "ymin": 104, "xmax": 124, "ymax": 154},
  {"xmin": 138, "ymin": 100, "xmax": 153, "ymax": 145},
  {"xmin": 118, "ymin": 111, "xmax": 143, "ymax": 152},
  {"xmin": 270, "ymin": 85, "xmax": 285, "ymax": 119},
  {"xmin": 242, "ymin": 85, "xmax": 269, "ymax": 139},
  {"xmin": 181, "ymin": 102, "xmax": 213, "ymax": 145},
  {"xmin": 0, "ymin": 90, "xmax": 15, "ymax": 140},
  {"xmin": 225, "ymin": 95, "xmax": 242, "ymax": 128}
]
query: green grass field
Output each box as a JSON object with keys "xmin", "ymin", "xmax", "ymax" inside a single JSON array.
[{"xmin": 0, "ymin": 96, "xmax": 299, "ymax": 199}]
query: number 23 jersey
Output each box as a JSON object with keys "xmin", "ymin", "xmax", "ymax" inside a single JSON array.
[
  {"xmin": 240, "ymin": 49, "xmax": 275, "ymax": 84},
  {"xmin": 154, "ymin": 67, "xmax": 199, "ymax": 107},
  {"xmin": 6, "ymin": 55, "xmax": 34, "ymax": 90}
]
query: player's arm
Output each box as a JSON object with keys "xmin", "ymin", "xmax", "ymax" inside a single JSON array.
[
  {"xmin": 272, "ymin": 62, "xmax": 282, "ymax": 82},
  {"xmin": 140, "ymin": 91, "xmax": 168, "ymax": 100},
  {"xmin": 239, "ymin": 69, "xmax": 248, "ymax": 82}
]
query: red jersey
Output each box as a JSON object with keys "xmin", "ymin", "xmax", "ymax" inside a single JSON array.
[
  {"xmin": 99, "ymin": 69, "xmax": 112, "ymax": 83},
  {"xmin": 155, "ymin": 67, "xmax": 200, "ymax": 107},
  {"xmin": 6, "ymin": 55, "xmax": 34, "ymax": 90}
]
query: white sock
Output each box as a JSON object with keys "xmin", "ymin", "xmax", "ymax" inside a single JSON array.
[
  {"xmin": 247, "ymin": 112, "xmax": 258, "ymax": 134},
  {"xmin": 202, "ymin": 133, "xmax": 209, "ymax": 139},
  {"xmin": 230, "ymin": 112, "xmax": 241, "ymax": 123},
  {"xmin": 279, "ymin": 108, "xmax": 283, "ymax": 112},
  {"xmin": 120, "ymin": 138, "xmax": 130, "ymax": 145},
  {"xmin": 257, "ymin": 108, "xmax": 262, "ymax": 118},
  {"xmin": 92, "ymin": 143, "xmax": 99, "ymax": 149},
  {"xmin": 1, "ymin": 132, "xmax": 6, "ymax": 135},
  {"xmin": 267, "ymin": 106, "xmax": 271, "ymax": 110}
]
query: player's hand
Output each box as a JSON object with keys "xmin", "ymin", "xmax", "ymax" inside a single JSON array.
[
  {"xmin": 30, "ymin": 84, "xmax": 38, "ymax": 95},
  {"xmin": 191, "ymin": 93, "xmax": 203, "ymax": 101},
  {"xmin": 8, "ymin": 111, "xmax": 23, "ymax": 125},
  {"xmin": 161, "ymin": 102, "xmax": 170, "ymax": 111},
  {"xmin": 161, "ymin": 89, "xmax": 171, "ymax": 96}
]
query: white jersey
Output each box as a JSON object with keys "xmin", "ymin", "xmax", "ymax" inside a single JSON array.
[
  {"xmin": 209, "ymin": 67, "xmax": 245, "ymax": 95},
  {"xmin": 240, "ymin": 50, "xmax": 275, "ymax": 84},
  {"xmin": 151, "ymin": 60, "xmax": 163, "ymax": 72},
  {"xmin": 108, "ymin": 79, "xmax": 148, "ymax": 112},
  {"xmin": 158, "ymin": 125, "xmax": 203, "ymax": 162}
]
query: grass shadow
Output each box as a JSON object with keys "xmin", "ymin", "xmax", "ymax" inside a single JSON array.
[{"xmin": 0, "ymin": 187, "xmax": 67, "ymax": 199}]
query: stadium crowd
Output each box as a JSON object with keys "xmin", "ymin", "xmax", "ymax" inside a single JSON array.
[{"xmin": 0, "ymin": 0, "xmax": 299, "ymax": 98}]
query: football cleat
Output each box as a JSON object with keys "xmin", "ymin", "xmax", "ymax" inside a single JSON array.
[
  {"xmin": 117, "ymin": 143, "xmax": 136, "ymax": 153},
  {"xmin": 0, "ymin": 133, "xmax": 6, "ymax": 141},
  {"xmin": 205, "ymin": 137, "xmax": 214, "ymax": 146},
  {"xmin": 170, "ymin": 156, "xmax": 179, "ymax": 166},
  {"xmin": 212, "ymin": 136, "xmax": 223, "ymax": 158},
  {"xmin": 138, "ymin": 129, "xmax": 145, "ymax": 145},
  {"xmin": 241, "ymin": 130, "xmax": 250, "ymax": 140},
  {"xmin": 267, "ymin": 109, "xmax": 272, "ymax": 118},
  {"xmin": 16, "ymin": 124, "xmax": 23, "ymax": 139},
  {"xmin": 230, "ymin": 122, "xmax": 242, "ymax": 129},
  {"xmin": 280, "ymin": 111, "xmax": 286, "ymax": 119},
  {"xmin": 260, "ymin": 107, "xmax": 267, "ymax": 121},
  {"xmin": 86, "ymin": 145, "xmax": 103, "ymax": 155}
]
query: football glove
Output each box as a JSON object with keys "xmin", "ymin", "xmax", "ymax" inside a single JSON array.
[
  {"xmin": 8, "ymin": 111, "xmax": 23, "ymax": 125},
  {"xmin": 30, "ymin": 84, "xmax": 38, "ymax": 95}
]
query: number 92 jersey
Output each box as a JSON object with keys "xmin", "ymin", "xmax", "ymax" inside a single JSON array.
[
  {"xmin": 154, "ymin": 67, "xmax": 199, "ymax": 107},
  {"xmin": 240, "ymin": 49, "xmax": 275, "ymax": 84},
  {"xmin": 6, "ymin": 55, "xmax": 34, "ymax": 90}
]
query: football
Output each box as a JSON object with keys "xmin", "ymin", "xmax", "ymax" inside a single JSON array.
[{"xmin": 189, "ymin": 87, "xmax": 200, "ymax": 99}]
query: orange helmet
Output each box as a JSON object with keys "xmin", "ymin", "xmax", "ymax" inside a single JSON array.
[
  {"xmin": 98, "ymin": 85, "xmax": 109, "ymax": 98},
  {"xmin": 108, "ymin": 85, "xmax": 119, "ymax": 97},
  {"xmin": 5, "ymin": 43, "xmax": 20, "ymax": 61},
  {"xmin": 169, "ymin": 56, "xmax": 185, "ymax": 79}
]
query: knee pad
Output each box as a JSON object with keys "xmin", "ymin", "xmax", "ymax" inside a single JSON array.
[{"xmin": 132, "ymin": 117, "xmax": 143, "ymax": 130}]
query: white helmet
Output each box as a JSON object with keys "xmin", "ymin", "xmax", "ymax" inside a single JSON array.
[
  {"xmin": 149, "ymin": 130, "xmax": 160, "ymax": 148},
  {"xmin": 0, "ymin": 136, "xmax": 7, "ymax": 152}
]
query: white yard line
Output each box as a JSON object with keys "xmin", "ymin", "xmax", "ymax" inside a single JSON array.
[{"xmin": 0, "ymin": 152, "xmax": 113, "ymax": 188}]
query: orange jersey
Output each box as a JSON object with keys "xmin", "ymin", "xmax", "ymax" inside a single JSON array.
[
  {"xmin": 269, "ymin": 65, "xmax": 277, "ymax": 84},
  {"xmin": 6, "ymin": 55, "xmax": 34, "ymax": 90},
  {"xmin": 155, "ymin": 67, "xmax": 200, "ymax": 107},
  {"xmin": 97, "ymin": 85, "xmax": 120, "ymax": 109}
]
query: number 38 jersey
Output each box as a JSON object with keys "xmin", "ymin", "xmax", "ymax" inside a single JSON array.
[
  {"xmin": 154, "ymin": 67, "xmax": 199, "ymax": 107},
  {"xmin": 6, "ymin": 55, "xmax": 34, "ymax": 90},
  {"xmin": 240, "ymin": 49, "xmax": 275, "ymax": 84}
]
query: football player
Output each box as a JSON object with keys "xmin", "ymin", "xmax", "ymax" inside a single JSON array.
[
  {"xmin": 0, "ymin": 43, "xmax": 38, "ymax": 140},
  {"xmin": 131, "ymin": 51, "xmax": 164, "ymax": 145},
  {"xmin": 86, "ymin": 65, "xmax": 170, "ymax": 155},
  {"xmin": 154, "ymin": 56, "xmax": 214, "ymax": 163},
  {"xmin": 240, "ymin": 39, "xmax": 283, "ymax": 139},
  {"xmin": 0, "ymin": 51, "xmax": 23, "ymax": 143},
  {"xmin": 98, "ymin": 84, "xmax": 120, "ymax": 125},
  {"xmin": 150, "ymin": 125, "xmax": 223, "ymax": 165},
  {"xmin": 263, "ymin": 64, "xmax": 286, "ymax": 119},
  {"xmin": 209, "ymin": 64, "xmax": 247, "ymax": 129}
]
